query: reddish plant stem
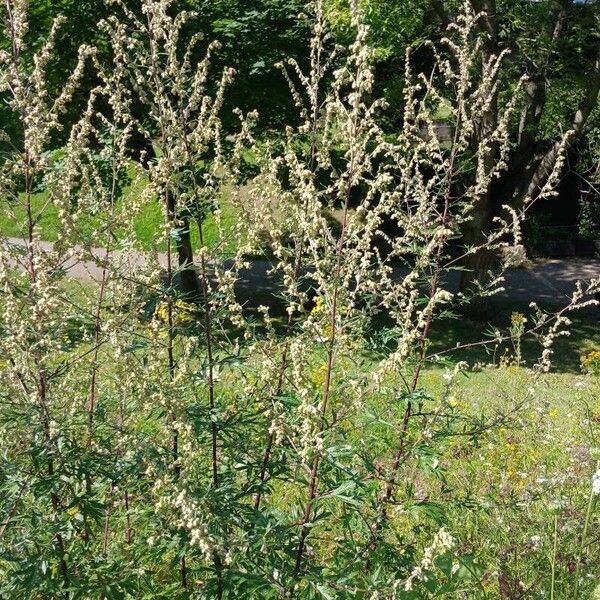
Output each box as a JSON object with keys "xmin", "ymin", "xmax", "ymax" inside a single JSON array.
[
  {"xmin": 24, "ymin": 151, "xmax": 70, "ymax": 584},
  {"xmin": 178, "ymin": 113, "xmax": 222, "ymax": 597},
  {"xmin": 124, "ymin": 491, "xmax": 132, "ymax": 544},
  {"xmin": 102, "ymin": 484, "xmax": 114, "ymax": 554},
  {"xmin": 85, "ymin": 130, "xmax": 122, "ymax": 545},
  {"xmin": 292, "ymin": 160, "xmax": 354, "ymax": 579},
  {"xmin": 290, "ymin": 44, "xmax": 362, "ymax": 579},
  {"xmin": 88, "ymin": 141, "xmax": 119, "ymax": 443},
  {"xmin": 365, "ymin": 117, "xmax": 461, "ymax": 559},
  {"xmin": 194, "ymin": 218, "xmax": 223, "ymax": 600},
  {"xmin": 253, "ymin": 267, "xmax": 298, "ymax": 511},
  {"xmin": 254, "ymin": 101, "xmax": 320, "ymax": 511},
  {"xmin": 19, "ymin": 98, "xmax": 70, "ymax": 589},
  {"xmin": 144, "ymin": 11, "xmax": 187, "ymax": 588}
]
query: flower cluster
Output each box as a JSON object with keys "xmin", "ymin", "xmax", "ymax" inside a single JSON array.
[{"xmin": 0, "ymin": 1, "xmax": 598, "ymax": 598}]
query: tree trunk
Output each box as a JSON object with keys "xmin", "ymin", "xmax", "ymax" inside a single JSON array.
[
  {"xmin": 134, "ymin": 128, "xmax": 201, "ymax": 299},
  {"xmin": 459, "ymin": 247, "xmax": 497, "ymax": 318},
  {"xmin": 166, "ymin": 193, "xmax": 201, "ymax": 299},
  {"xmin": 459, "ymin": 2, "xmax": 600, "ymax": 318},
  {"xmin": 176, "ymin": 217, "xmax": 201, "ymax": 299},
  {"xmin": 460, "ymin": 0, "xmax": 498, "ymax": 318},
  {"xmin": 459, "ymin": 193, "xmax": 497, "ymax": 318}
]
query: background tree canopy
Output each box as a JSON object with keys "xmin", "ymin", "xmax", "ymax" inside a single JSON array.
[{"xmin": 1, "ymin": 0, "xmax": 599, "ymax": 248}]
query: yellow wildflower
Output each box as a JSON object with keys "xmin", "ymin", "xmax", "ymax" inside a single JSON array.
[
  {"xmin": 581, "ymin": 350, "xmax": 600, "ymax": 376},
  {"xmin": 155, "ymin": 299, "xmax": 197, "ymax": 327},
  {"xmin": 310, "ymin": 296, "xmax": 325, "ymax": 315},
  {"xmin": 311, "ymin": 363, "xmax": 328, "ymax": 388}
]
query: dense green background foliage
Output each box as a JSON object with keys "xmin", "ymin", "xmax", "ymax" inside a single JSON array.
[
  {"xmin": 0, "ymin": 2, "xmax": 599, "ymax": 599},
  {"xmin": 3, "ymin": 0, "xmax": 598, "ymax": 233}
]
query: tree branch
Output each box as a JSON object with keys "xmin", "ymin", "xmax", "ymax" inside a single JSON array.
[{"xmin": 522, "ymin": 45, "xmax": 600, "ymax": 204}]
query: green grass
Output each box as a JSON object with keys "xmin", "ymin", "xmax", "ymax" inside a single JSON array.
[
  {"xmin": 3, "ymin": 270, "xmax": 600, "ymax": 597},
  {"xmin": 130, "ymin": 191, "xmax": 239, "ymax": 254},
  {"xmin": 0, "ymin": 183, "xmax": 239, "ymax": 254},
  {"xmin": 425, "ymin": 302, "xmax": 600, "ymax": 374}
]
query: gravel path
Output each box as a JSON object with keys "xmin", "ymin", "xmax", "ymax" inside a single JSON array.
[{"xmin": 4, "ymin": 237, "xmax": 599, "ymax": 312}]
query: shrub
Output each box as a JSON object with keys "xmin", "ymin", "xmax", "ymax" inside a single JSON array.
[{"xmin": 0, "ymin": 0, "xmax": 598, "ymax": 598}]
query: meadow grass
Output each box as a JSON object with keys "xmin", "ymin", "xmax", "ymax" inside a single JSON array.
[
  {"xmin": 3, "ymin": 265, "xmax": 597, "ymax": 597},
  {"xmin": 7, "ymin": 263, "xmax": 600, "ymax": 599},
  {"xmin": 0, "ymin": 184, "xmax": 239, "ymax": 253}
]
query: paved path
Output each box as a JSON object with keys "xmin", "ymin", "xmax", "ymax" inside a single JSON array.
[
  {"xmin": 3, "ymin": 237, "xmax": 599, "ymax": 311},
  {"xmin": 495, "ymin": 258, "xmax": 599, "ymax": 305}
]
